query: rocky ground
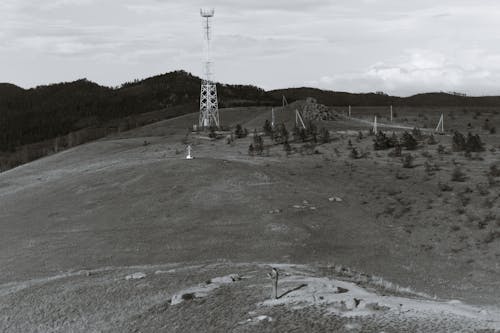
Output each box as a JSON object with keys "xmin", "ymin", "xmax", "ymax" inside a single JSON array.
[{"xmin": 1, "ymin": 263, "xmax": 499, "ymax": 332}]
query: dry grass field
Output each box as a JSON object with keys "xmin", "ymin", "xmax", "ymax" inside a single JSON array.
[{"xmin": 1, "ymin": 104, "xmax": 499, "ymax": 332}]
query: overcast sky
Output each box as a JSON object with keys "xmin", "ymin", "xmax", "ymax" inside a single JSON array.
[{"xmin": 1, "ymin": 0, "xmax": 500, "ymax": 96}]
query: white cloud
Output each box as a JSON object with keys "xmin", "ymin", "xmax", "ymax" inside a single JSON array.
[{"xmin": 1, "ymin": 0, "xmax": 500, "ymax": 96}]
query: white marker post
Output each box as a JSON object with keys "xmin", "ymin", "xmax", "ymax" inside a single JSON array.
[
  {"xmin": 390, "ymin": 105, "xmax": 393, "ymax": 122},
  {"xmin": 267, "ymin": 268, "xmax": 279, "ymax": 299},
  {"xmin": 186, "ymin": 145, "xmax": 193, "ymax": 160},
  {"xmin": 296, "ymin": 109, "xmax": 306, "ymax": 129},
  {"xmin": 348, "ymin": 105, "xmax": 351, "ymax": 118},
  {"xmin": 435, "ymin": 113, "xmax": 444, "ymax": 133},
  {"xmin": 373, "ymin": 116, "xmax": 378, "ymax": 134},
  {"xmin": 271, "ymin": 108, "xmax": 275, "ymax": 129}
]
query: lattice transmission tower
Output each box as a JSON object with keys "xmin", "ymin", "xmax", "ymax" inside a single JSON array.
[{"xmin": 199, "ymin": 9, "xmax": 220, "ymax": 129}]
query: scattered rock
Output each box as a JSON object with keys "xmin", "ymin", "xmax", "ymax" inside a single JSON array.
[
  {"xmin": 329, "ymin": 196, "xmax": 343, "ymax": 202},
  {"xmin": 354, "ymin": 298, "xmax": 362, "ymax": 308},
  {"xmin": 125, "ymin": 272, "xmax": 147, "ymax": 280},
  {"xmin": 365, "ymin": 302, "xmax": 390, "ymax": 312},
  {"xmin": 256, "ymin": 315, "xmax": 272, "ymax": 322},
  {"xmin": 336, "ymin": 286, "xmax": 349, "ymax": 294},
  {"xmin": 210, "ymin": 274, "xmax": 241, "ymax": 284}
]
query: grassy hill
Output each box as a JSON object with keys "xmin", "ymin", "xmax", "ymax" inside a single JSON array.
[{"xmin": 0, "ymin": 106, "xmax": 498, "ymax": 331}]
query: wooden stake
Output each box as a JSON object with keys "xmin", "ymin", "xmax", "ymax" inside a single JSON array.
[{"xmin": 268, "ymin": 268, "xmax": 279, "ymax": 299}]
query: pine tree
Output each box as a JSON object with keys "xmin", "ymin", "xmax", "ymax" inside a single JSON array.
[{"xmin": 401, "ymin": 131, "xmax": 417, "ymax": 150}]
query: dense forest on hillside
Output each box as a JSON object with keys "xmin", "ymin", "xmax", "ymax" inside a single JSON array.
[{"xmin": 0, "ymin": 71, "xmax": 275, "ymax": 152}]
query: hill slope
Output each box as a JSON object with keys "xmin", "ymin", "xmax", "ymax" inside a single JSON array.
[{"xmin": 0, "ymin": 106, "xmax": 499, "ymax": 331}]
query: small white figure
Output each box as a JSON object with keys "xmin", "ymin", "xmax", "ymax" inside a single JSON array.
[{"xmin": 186, "ymin": 145, "xmax": 193, "ymax": 160}]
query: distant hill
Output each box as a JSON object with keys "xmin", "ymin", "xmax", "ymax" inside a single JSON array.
[
  {"xmin": 270, "ymin": 88, "xmax": 500, "ymax": 107},
  {"xmin": 0, "ymin": 71, "xmax": 276, "ymax": 152}
]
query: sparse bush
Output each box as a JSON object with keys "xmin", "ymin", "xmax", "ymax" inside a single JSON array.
[
  {"xmin": 373, "ymin": 131, "xmax": 397, "ymax": 150},
  {"xmin": 489, "ymin": 164, "xmax": 500, "ymax": 177},
  {"xmin": 401, "ymin": 154, "xmax": 414, "ymax": 168},
  {"xmin": 427, "ymin": 134, "xmax": 437, "ymax": 145},
  {"xmin": 263, "ymin": 119, "xmax": 273, "ymax": 136},
  {"xmin": 350, "ymin": 148, "xmax": 360, "ymax": 159},
  {"xmin": 274, "ymin": 123, "xmax": 289, "ymax": 144},
  {"xmin": 401, "ymin": 131, "xmax": 418, "ymax": 150},
  {"xmin": 451, "ymin": 167, "xmax": 467, "ymax": 182},
  {"xmin": 208, "ymin": 126, "xmax": 217, "ymax": 139},
  {"xmin": 465, "ymin": 133, "xmax": 485, "ymax": 152},
  {"xmin": 421, "ymin": 150, "xmax": 432, "ymax": 159},
  {"xmin": 283, "ymin": 141, "xmax": 292, "ymax": 156},
  {"xmin": 476, "ymin": 183, "xmax": 489, "ymax": 196},
  {"xmin": 253, "ymin": 131, "xmax": 264, "ymax": 155},
  {"xmin": 235, "ymin": 124, "xmax": 247, "ymax": 138},
  {"xmin": 452, "ymin": 131, "xmax": 467, "ymax": 151},
  {"xmin": 411, "ymin": 127, "xmax": 423, "ymax": 140},
  {"xmin": 388, "ymin": 144, "xmax": 402, "ymax": 157},
  {"xmin": 438, "ymin": 182, "xmax": 453, "ymax": 192},
  {"xmin": 424, "ymin": 161, "xmax": 440, "ymax": 175},
  {"xmin": 299, "ymin": 128, "xmax": 307, "ymax": 142},
  {"xmin": 484, "ymin": 231, "xmax": 500, "ymax": 244},
  {"xmin": 248, "ymin": 144, "xmax": 254, "ymax": 156},
  {"xmin": 483, "ymin": 118, "xmax": 491, "ymax": 131},
  {"xmin": 234, "ymin": 124, "xmax": 248, "ymax": 139},
  {"xmin": 437, "ymin": 144, "xmax": 447, "ymax": 155},
  {"xmin": 292, "ymin": 125, "xmax": 301, "ymax": 141},
  {"xmin": 319, "ymin": 127, "xmax": 330, "ymax": 143},
  {"xmin": 300, "ymin": 142, "xmax": 317, "ymax": 155}
]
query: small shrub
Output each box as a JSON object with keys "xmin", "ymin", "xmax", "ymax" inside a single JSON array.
[
  {"xmin": 263, "ymin": 119, "xmax": 273, "ymax": 136},
  {"xmin": 283, "ymin": 141, "xmax": 292, "ymax": 156},
  {"xmin": 452, "ymin": 131, "xmax": 467, "ymax": 151},
  {"xmin": 350, "ymin": 148, "xmax": 360, "ymax": 159},
  {"xmin": 438, "ymin": 182, "xmax": 453, "ymax": 191},
  {"xmin": 319, "ymin": 127, "xmax": 330, "ymax": 143},
  {"xmin": 411, "ymin": 127, "xmax": 423, "ymax": 140},
  {"xmin": 248, "ymin": 144, "xmax": 254, "ymax": 156},
  {"xmin": 401, "ymin": 154, "xmax": 414, "ymax": 168},
  {"xmin": 451, "ymin": 167, "xmax": 467, "ymax": 182},
  {"xmin": 401, "ymin": 132, "xmax": 418, "ymax": 150},
  {"xmin": 235, "ymin": 124, "xmax": 248, "ymax": 138},
  {"xmin": 427, "ymin": 134, "xmax": 438, "ymax": 145},
  {"xmin": 485, "ymin": 231, "xmax": 500, "ymax": 244},
  {"xmin": 437, "ymin": 144, "xmax": 447, "ymax": 155},
  {"xmin": 465, "ymin": 133, "xmax": 485, "ymax": 152},
  {"xmin": 373, "ymin": 131, "xmax": 397, "ymax": 150},
  {"xmin": 421, "ymin": 150, "xmax": 432, "ymax": 158},
  {"xmin": 489, "ymin": 164, "xmax": 500, "ymax": 177},
  {"xmin": 424, "ymin": 161, "xmax": 440, "ymax": 175},
  {"xmin": 476, "ymin": 183, "xmax": 489, "ymax": 196},
  {"xmin": 388, "ymin": 144, "xmax": 402, "ymax": 157}
]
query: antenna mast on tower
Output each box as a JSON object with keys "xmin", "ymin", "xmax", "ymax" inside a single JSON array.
[{"xmin": 199, "ymin": 9, "xmax": 220, "ymax": 129}]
